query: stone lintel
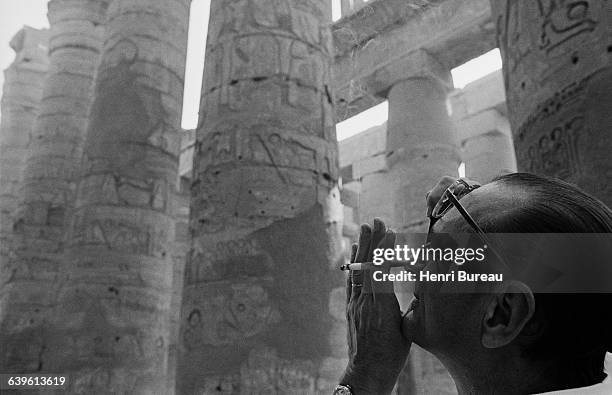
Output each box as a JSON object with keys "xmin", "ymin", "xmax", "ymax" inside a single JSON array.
[
  {"xmin": 333, "ymin": 0, "xmax": 445, "ymax": 58},
  {"xmin": 334, "ymin": 84, "xmax": 386, "ymax": 123},
  {"xmin": 371, "ymin": 50, "xmax": 452, "ymax": 94},
  {"xmin": 333, "ymin": 0, "xmax": 495, "ymax": 121},
  {"xmin": 335, "ymin": 50, "xmax": 450, "ymax": 122}
]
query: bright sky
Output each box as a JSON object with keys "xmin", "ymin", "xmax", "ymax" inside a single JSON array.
[{"xmin": 0, "ymin": 1, "xmax": 501, "ymax": 143}]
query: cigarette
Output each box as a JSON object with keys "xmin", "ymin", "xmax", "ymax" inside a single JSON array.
[{"xmin": 340, "ymin": 261, "xmax": 420, "ymax": 271}]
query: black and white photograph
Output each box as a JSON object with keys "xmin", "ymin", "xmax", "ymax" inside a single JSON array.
[{"xmin": 0, "ymin": 0, "xmax": 611, "ymax": 394}]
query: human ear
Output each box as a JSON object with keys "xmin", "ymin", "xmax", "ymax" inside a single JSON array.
[{"xmin": 481, "ymin": 281, "xmax": 535, "ymax": 349}]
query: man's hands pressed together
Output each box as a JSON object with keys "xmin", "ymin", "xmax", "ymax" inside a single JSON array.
[{"xmin": 340, "ymin": 218, "xmax": 411, "ymax": 395}]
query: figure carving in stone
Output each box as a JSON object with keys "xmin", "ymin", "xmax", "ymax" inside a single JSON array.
[{"xmin": 538, "ymin": 0, "xmax": 597, "ymax": 53}]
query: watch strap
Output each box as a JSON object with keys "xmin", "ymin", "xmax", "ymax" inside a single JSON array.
[{"xmin": 333, "ymin": 383, "xmax": 353, "ymax": 395}]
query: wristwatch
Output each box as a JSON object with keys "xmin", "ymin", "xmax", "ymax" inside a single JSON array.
[{"xmin": 333, "ymin": 384, "xmax": 353, "ymax": 395}]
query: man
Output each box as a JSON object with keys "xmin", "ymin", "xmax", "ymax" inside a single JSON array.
[{"xmin": 335, "ymin": 173, "xmax": 612, "ymax": 394}]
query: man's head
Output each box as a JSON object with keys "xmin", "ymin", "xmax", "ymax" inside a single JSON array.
[{"xmin": 402, "ymin": 173, "xmax": 612, "ymax": 382}]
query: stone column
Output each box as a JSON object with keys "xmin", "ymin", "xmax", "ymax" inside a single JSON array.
[
  {"xmin": 53, "ymin": 0, "xmax": 191, "ymax": 392},
  {"xmin": 387, "ymin": 77, "xmax": 460, "ymax": 230},
  {"xmin": 177, "ymin": 0, "xmax": 345, "ymax": 393},
  {"xmin": 459, "ymin": 109, "xmax": 516, "ymax": 183},
  {"xmin": 353, "ymin": 62, "xmax": 459, "ymax": 394},
  {"xmin": 0, "ymin": 27, "xmax": 48, "ymax": 273},
  {"xmin": 0, "ymin": 0, "xmax": 108, "ymax": 375},
  {"xmin": 388, "ymin": 76, "xmax": 459, "ymax": 395},
  {"xmin": 449, "ymin": 70, "xmax": 517, "ymax": 183},
  {"xmin": 491, "ymin": 0, "xmax": 612, "ymax": 205},
  {"xmin": 359, "ymin": 74, "xmax": 461, "ymax": 232}
]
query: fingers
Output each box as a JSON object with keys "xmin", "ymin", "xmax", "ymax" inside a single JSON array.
[
  {"xmin": 346, "ymin": 243, "xmax": 358, "ymax": 305},
  {"xmin": 350, "ymin": 243, "xmax": 358, "ymax": 263},
  {"xmin": 425, "ymin": 176, "xmax": 482, "ymax": 217},
  {"xmin": 364, "ymin": 231, "xmax": 397, "ymax": 296},
  {"xmin": 350, "ymin": 224, "xmax": 371, "ymax": 303},
  {"xmin": 350, "ymin": 270, "xmax": 363, "ymax": 302},
  {"xmin": 366, "ymin": 218, "xmax": 386, "ymax": 261},
  {"xmin": 350, "ymin": 220, "xmax": 395, "ymax": 301},
  {"xmin": 355, "ymin": 224, "xmax": 372, "ymax": 263},
  {"xmin": 363, "ymin": 220, "xmax": 386, "ymax": 296},
  {"xmin": 379, "ymin": 229, "xmax": 396, "ymax": 252}
]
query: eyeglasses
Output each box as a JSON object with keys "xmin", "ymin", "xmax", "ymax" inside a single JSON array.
[{"xmin": 426, "ymin": 179, "xmax": 511, "ymax": 274}]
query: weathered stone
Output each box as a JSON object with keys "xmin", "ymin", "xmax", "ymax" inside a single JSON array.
[
  {"xmin": 491, "ymin": 0, "xmax": 612, "ymax": 205},
  {"xmin": 0, "ymin": 0, "xmax": 109, "ymax": 380},
  {"xmin": 56, "ymin": 0, "xmax": 189, "ymax": 393},
  {"xmin": 340, "ymin": 0, "xmax": 369, "ymax": 17},
  {"xmin": 0, "ymin": 27, "xmax": 48, "ymax": 275},
  {"xmin": 332, "ymin": 0, "xmax": 496, "ymax": 121},
  {"xmin": 167, "ymin": 177, "xmax": 191, "ymax": 394},
  {"xmin": 177, "ymin": 0, "xmax": 344, "ymax": 393}
]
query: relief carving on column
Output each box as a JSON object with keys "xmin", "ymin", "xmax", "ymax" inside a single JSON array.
[
  {"xmin": 492, "ymin": 0, "xmax": 612, "ymax": 188},
  {"xmin": 181, "ymin": 283, "xmax": 281, "ymax": 348},
  {"xmin": 201, "ymin": 0, "xmax": 331, "ymax": 137},
  {"xmin": 180, "ymin": 1, "xmax": 339, "ymax": 391},
  {"xmin": 79, "ymin": 174, "xmax": 170, "ymax": 212},
  {"xmin": 496, "ymin": 1, "xmax": 532, "ymax": 75},
  {"xmin": 203, "ymin": 36, "xmax": 329, "ymax": 123},
  {"xmin": 520, "ymin": 116, "xmax": 583, "ymax": 180},
  {"xmin": 190, "ymin": 347, "xmax": 321, "ymax": 393},
  {"xmin": 514, "ymin": 72, "xmax": 592, "ymax": 180},
  {"xmin": 495, "ymin": 0, "xmax": 606, "ymax": 113},
  {"xmin": 537, "ymin": 0, "xmax": 598, "ymax": 54},
  {"xmin": 190, "ymin": 122, "xmax": 334, "ymax": 232},
  {"xmin": 70, "ymin": 216, "xmax": 169, "ymax": 258},
  {"xmin": 185, "ymin": 237, "xmax": 271, "ymax": 284}
]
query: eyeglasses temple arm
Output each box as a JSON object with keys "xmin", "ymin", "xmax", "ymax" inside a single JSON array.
[{"xmin": 446, "ymin": 193, "xmax": 512, "ymax": 273}]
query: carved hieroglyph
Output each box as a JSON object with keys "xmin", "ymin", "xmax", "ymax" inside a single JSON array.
[
  {"xmin": 492, "ymin": 0, "xmax": 612, "ymax": 204},
  {"xmin": 177, "ymin": 0, "xmax": 345, "ymax": 393},
  {"xmin": 50, "ymin": 0, "xmax": 189, "ymax": 393},
  {"xmin": 0, "ymin": 0, "xmax": 109, "ymax": 378}
]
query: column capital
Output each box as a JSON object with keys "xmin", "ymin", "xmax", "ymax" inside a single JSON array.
[
  {"xmin": 371, "ymin": 50, "xmax": 453, "ymax": 97},
  {"xmin": 334, "ymin": 49, "xmax": 452, "ymax": 121}
]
